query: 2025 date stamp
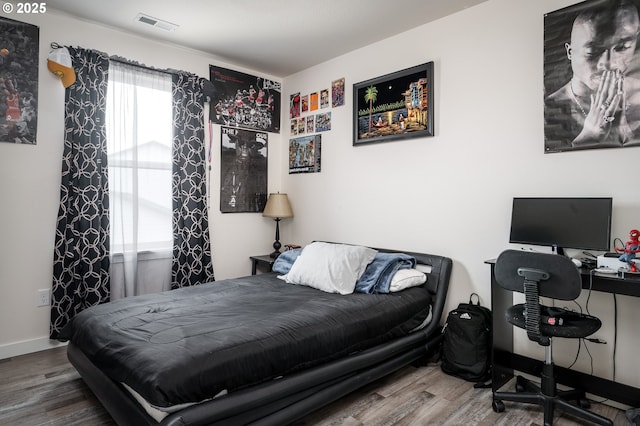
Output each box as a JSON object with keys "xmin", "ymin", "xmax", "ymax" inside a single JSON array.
[{"xmin": 2, "ymin": 2, "xmax": 47, "ymax": 14}]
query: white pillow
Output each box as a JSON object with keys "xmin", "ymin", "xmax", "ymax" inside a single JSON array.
[
  {"xmin": 415, "ymin": 264, "xmax": 432, "ymax": 274},
  {"xmin": 389, "ymin": 268, "xmax": 427, "ymax": 292},
  {"xmin": 283, "ymin": 242, "xmax": 377, "ymax": 294}
]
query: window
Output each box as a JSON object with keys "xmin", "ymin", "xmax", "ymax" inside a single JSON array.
[{"xmin": 106, "ymin": 62, "xmax": 173, "ymax": 254}]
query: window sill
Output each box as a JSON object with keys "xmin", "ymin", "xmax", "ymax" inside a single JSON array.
[{"xmin": 110, "ymin": 249, "xmax": 172, "ymax": 263}]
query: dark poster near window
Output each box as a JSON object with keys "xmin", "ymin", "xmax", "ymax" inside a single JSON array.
[
  {"xmin": 209, "ymin": 65, "xmax": 281, "ymax": 133},
  {"xmin": 0, "ymin": 17, "xmax": 38, "ymax": 144},
  {"xmin": 220, "ymin": 126, "xmax": 268, "ymax": 213}
]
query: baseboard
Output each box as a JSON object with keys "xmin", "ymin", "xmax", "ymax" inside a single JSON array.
[{"xmin": 0, "ymin": 337, "xmax": 67, "ymax": 360}]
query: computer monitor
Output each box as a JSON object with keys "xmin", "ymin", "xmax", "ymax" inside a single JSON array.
[{"xmin": 509, "ymin": 197, "xmax": 612, "ymax": 255}]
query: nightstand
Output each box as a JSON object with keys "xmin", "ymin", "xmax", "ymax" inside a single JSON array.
[{"xmin": 250, "ymin": 255, "xmax": 275, "ymax": 275}]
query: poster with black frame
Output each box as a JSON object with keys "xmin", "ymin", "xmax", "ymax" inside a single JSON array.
[
  {"xmin": 353, "ymin": 62, "xmax": 434, "ymax": 145},
  {"xmin": 0, "ymin": 17, "xmax": 39, "ymax": 144},
  {"xmin": 289, "ymin": 134, "xmax": 321, "ymax": 174},
  {"xmin": 210, "ymin": 65, "xmax": 281, "ymax": 133},
  {"xmin": 220, "ymin": 126, "xmax": 268, "ymax": 213},
  {"xmin": 544, "ymin": 0, "xmax": 640, "ymax": 152}
]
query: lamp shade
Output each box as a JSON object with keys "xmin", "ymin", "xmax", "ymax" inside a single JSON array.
[{"xmin": 262, "ymin": 193, "xmax": 293, "ymax": 218}]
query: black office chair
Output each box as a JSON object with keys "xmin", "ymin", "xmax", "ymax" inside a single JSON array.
[{"xmin": 491, "ymin": 250, "xmax": 613, "ymax": 426}]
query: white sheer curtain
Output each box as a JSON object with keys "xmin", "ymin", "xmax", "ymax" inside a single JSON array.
[{"xmin": 106, "ymin": 61, "xmax": 173, "ymax": 299}]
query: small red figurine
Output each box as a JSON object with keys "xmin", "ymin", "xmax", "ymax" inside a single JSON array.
[{"xmin": 616, "ymin": 229, "xmax": 640, "ymax": 272}]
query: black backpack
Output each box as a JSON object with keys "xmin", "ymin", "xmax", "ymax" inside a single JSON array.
[{"xmin": 440, "ymin": 293, "xmax": 492, "ymax": 384}]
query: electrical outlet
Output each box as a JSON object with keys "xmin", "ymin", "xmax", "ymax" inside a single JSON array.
[{"xmin": 37, "ymin": 289, "xmax": 50, "ymax": 307}]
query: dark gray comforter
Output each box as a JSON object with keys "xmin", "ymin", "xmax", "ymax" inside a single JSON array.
[{"xmin": 59, "ymin": 272, "xmax": 432, "ymax": 408}]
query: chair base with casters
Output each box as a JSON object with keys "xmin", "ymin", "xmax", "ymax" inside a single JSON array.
[
  {"xmin": 492, "ymin": 343, "xmax": 613, "ymax": 426},
  {"xmin": 492, "ymin": 250, "xmax": 614, "ymax": 426}
]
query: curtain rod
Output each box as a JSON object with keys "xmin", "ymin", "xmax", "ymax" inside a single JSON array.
[
  {"xmin": 50, "ymin": 42, "xmax": 208, "ymax": 86},
  {"xmin": 50, "ymin": 43, "xmax": 177, "ymax": 77},
  {"xmin": 109, "ymin": 56, "xmax": 176, "ymax": 76}
]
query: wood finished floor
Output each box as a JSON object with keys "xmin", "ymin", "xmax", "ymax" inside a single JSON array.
[{"xmin": 0, "ymin": 347, "xmax": 631, "ymax": 425}]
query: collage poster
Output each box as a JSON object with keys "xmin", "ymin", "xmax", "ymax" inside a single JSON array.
[
  {"xmin": 289, "ymin": 134, "xmax": 321, "ymax": 174},
  {"xmin": 209, "ymin": 65, "xmax": 281, "ymax": 133}
]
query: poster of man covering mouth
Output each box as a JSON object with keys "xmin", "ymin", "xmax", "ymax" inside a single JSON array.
[{"xmin": 544, "ymin": 0, "xmax": 640, "ymax": 152}]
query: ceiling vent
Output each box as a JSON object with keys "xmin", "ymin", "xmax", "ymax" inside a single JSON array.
[{"xmin": 134, "ymin": 13, "xmax": 179, "ymax": 32}]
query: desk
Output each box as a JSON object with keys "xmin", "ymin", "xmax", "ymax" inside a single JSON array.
[{"xmin": 487, "ymin": 259, "xmax": 640, "ymax": 406}]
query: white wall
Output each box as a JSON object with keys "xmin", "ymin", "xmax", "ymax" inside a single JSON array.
[
  {"xmin": 2, "ymin": 0, "xmax": 639, "ymax": 395},
  {"xmin": 282, "ymin": 0, "xmax": 640, "ymax": 391},
  {"xmin": 0, "ymin": 9, "xmax": 281, "ymax": 357}
]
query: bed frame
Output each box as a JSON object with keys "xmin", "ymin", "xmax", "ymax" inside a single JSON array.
[{"xmin": 67, "ymin": 246, "xmax": 452, "ymax": 425}]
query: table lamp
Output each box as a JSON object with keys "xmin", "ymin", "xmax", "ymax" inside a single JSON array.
[{"xmin": 262, "ymin": 193, "xmax": 293, "ymax": 258}]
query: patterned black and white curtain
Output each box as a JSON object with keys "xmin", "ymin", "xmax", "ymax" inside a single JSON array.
[
  {"xmin": 171, "ymin": 72, "xmax": 215, "ymax": 288},
  {"xmin": 50, "ymin": 48, "xmax": 110, "ymax": 339}
]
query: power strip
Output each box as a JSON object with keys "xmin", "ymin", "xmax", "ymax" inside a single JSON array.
[{"xmin": 593, "ymin": 267, "xmax": 618, "ymax": 274}]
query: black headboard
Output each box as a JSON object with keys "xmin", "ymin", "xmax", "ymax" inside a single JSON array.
[
  {"xmin": 374, "ymin": 247, "xmax": 452, "ymax": 337},
  {"xmin": 314, "ymin": 241, "xmax": 452, "ymax": 336}
]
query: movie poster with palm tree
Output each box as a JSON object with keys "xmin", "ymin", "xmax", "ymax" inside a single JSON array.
[{"xmin": 353, "ymin": 62, "xmax": 434, "ymax": 145}]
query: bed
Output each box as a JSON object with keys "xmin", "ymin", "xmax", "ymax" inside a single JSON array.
[{"xmin": 60, "ymin": 242, "xmax": 452, "ymax": 425}]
